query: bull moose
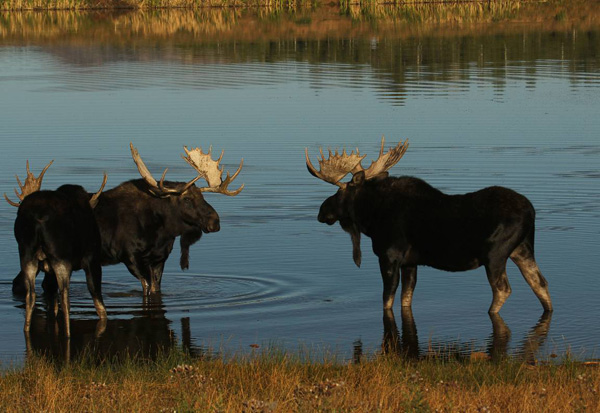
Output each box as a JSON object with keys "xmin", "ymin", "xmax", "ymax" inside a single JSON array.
[
  {"xmin": 305, "ymin": 137, "xmax": 552, "ymax": 314},
  {"xmin": 12, "ymin": 143, "xmax": 244, "ymax": 297},
  {"xmin": 5, "ymin": 162, "xmax": 108, "ymax": 336},
  {"xmin": 93, "ymin": 143, "xmax": 244, "ymax": 295}
]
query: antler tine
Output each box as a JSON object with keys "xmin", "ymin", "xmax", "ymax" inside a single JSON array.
[
  {"xmin": 182, "ymin": 146, "xmax": 244, "ymax": 196},
  {"xmin": 89, "ymin": 172, "xmax": 108, "ymax": 209},
  {"xmin": 305, "ymin": 146, "xmax": 366, "ymax": 188},
  {"xmin": 4, "ymin": 159, "xmax": 54, "ymax": 207},
  {"xmin": 361, "ymin": 136, "xmax": 409, "ymax": 179},
  {"xmin": 4, "ymin": 193, "xmax": 20, "ymax": 207},
  {"xmin": 201, "ymin": 159, "xmax": 245, "ymax": 196},
  {"xmin": 130, "ymin": 143, "xmax": 180, "ymax": 197}
]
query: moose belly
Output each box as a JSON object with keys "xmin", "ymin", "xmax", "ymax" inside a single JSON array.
[
  {"xmin": 407, "ymin": 246, "xmax": 482, "ymax": 272},
  {"xmin": 427, "ymin": 258, "xmax": 481, "ymax": 272}
]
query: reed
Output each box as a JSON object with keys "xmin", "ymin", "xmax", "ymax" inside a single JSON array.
[
  {"xmin": 0, "ymin": 0, "xmax": 566, "ymax": 12},
  {"xmin": 340, "ymin": 0, "xmax": 524, "ymax": 23},
  {"xmin": 0, "ymin": 0, "xmax": 317, "ymax": 11},
  {"xmin": 1, "ymin": 347, "xmax": 599, "ymax": 412}
]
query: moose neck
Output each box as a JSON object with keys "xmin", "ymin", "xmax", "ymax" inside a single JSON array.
[{"xmin": 350, "ymin": 181, "xmax": 384, "ymax": 238}]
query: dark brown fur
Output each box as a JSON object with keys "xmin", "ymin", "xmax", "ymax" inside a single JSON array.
[{"xmin": 317, "ymin": 171, "xmax": 552, "ymax": 314}]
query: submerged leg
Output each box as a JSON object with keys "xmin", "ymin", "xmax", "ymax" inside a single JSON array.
[
  {"xmin": 379, "ymin": 256, "xmax": 400, "ymax": 310},
  {"xmin": 125, "ymin": 261, "xmax": 152, "ymax": 296},
  {"xmin": 485, "ymin": 261, "xmax": 512, "ymax": 314},
  {"xmin": 510, "ymin": 243, "xmax": 552, "ymax": 312},
  {"xmin": 400, "ymin": 266, "xmax": 417, "ymax": 307},
  {"xmin": 149, "ymin": 261, "xmax": 166, "ymax": 294}
]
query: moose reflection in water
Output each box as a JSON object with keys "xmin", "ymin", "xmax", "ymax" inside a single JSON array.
[
  {"xmin": 23, "ymin": 293, "xmax": 202, "ymax": 365},
  {"xmin": 380, "ymin": 308, "xmax": 552, "ymax": 363},
  {"xmin": 5, "ymin": 162, "xmax": 108, "ymax": 337},
  {"xmin": 306, "ymin": 137, "xmax": 552, "ymax": 314},
  {"xmin": 13, "ymin": 143, "xmax": 244, "ymax": 298}
]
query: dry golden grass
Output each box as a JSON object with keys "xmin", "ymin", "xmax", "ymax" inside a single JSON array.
[
  {"xmin": 0, "ymin": 0, "xmax": 590, "ymax": 13},
  {"xmin": 0, "ymin": 0, "xmax": 316, "ymax": 11},
  {"xmin": 1, "ymin": 348, "xmax": 600, "ymax": 412},
  {"xmin": 2, "ymin": 0, "xmax": 600, "ymax": 41}
]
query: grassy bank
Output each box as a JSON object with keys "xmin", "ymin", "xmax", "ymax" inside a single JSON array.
[
  {"xmin": 0, "ymin": 0, "xmax": 564, "ymax": 12},
  {"xmin": 0, "ymin": 0, "xmax": 316, "ymax": 11},
  {"xmin": 1, "ymin": 348, "xmax": 600, "ymax": 412}
]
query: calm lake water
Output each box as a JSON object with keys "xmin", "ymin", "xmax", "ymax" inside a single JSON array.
[{"xmin": 0, "ymin": 7, "xmax": 599, "ymax": 366}]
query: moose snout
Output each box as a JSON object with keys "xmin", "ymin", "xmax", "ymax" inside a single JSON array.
[
  {"xmin": 318, "ymin": 211, "xmax": 337, "ymax": 225},
  {"xmin": 205, "ymin": 217, "xmax": 220, "ymax": 233}
]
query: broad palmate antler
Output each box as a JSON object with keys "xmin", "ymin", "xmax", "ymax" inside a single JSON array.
[
  {"xmin": 131, "ymin": 143, "xmax": 244, "ymax": 197},
  {"xmin": 305, "ymin": 136, "xmax": 408, "ymax": 188}
]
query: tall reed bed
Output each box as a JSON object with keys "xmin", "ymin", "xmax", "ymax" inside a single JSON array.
[
  {"xmin": 1, "ymin": 347, "xmax": 599, "ymax": 412},
  {"xmin": 340, "ymin": 0, "xmax": 524, "ymax": 23},
  {"xmin": 0, "ymin": 0, "xmax": 317, "ymax": 11}
]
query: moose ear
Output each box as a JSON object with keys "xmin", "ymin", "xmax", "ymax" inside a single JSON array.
[{"xmin": 350, "ymin": 170, "xmax": 366, "ymax": 187}]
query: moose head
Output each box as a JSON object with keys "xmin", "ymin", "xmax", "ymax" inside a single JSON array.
[
  {"xmin": 305, "ymin": 137, "xmax": 409, "ymax": 267},
  {"xmin": 130, "ymin": 143, "xmax": 244, "ymax": 235},
  {"xmin": 4, "ymin": 160, "xmax": 107, "ymax": 209}
]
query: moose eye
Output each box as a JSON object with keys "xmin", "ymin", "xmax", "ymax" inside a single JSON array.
[{"xmin": 184, "ymin": 198, "xmax": 194, "ymax": 206}]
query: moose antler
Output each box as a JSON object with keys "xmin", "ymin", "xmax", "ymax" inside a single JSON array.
[
  {"xmin": 182, "ymin": 146, "xmax": 244, "ymax": 196},
  {"xmin": 89, "ymin": 173, "xmax": 108, "ymax": 208},
  {"xmin": 4, "ymin": 160, "xmax": 54, "ymax": 207},
  {"xmin": 305, "ymin": 137, "xmax": 409, "ymax": 187},
  {"xmin": 356, "ymin": 136, "xmax": 409, "ymax": 179},
  {"xmin": 305, "ymin": 147, "xmax": 366, "ymax": 189},
  {"xmin": 130, "ymin": 143, "xmax": 202, "ymax": 197}
]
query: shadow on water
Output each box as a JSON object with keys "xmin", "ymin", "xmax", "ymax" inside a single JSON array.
[
  {"xmin": 379, "ymin": 308, "xmax": 552, "ymax": 363},
  {"xmin": 21, "ymin": 293, "xmax": 205, "ymax": 366}
]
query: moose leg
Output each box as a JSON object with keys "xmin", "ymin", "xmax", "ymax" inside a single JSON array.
[
  {"xmin": 21, "ymin": 261, "xmax": 38, "ymax": 333},
  {"xmin": 510, "ymin": 243, "xmax": 552, "ymax": 312},
  {"xmin": 149, "ymin": 261, "xmax": 166, "ymax": 293},
  {"xmin": 53, "ymin": 261, "xmax": 72, "ymax": 337},
  {"xmin": 379, "ymin": 256, "xmax": 400, "ymax": 310},
  {"xmin": 400, "ymin": 266, "xmax": 417, "ymax": 307},
  {"xmin": 84, "ymin": 260, "xmax": 107, "ymax": 319},
  {"xmin": 485, "ymin": 261, "xmax": 512, "ymax": 314},
  {"xmin": 125, "ymin": 262, "xmax": 152, "ymax": 296}
]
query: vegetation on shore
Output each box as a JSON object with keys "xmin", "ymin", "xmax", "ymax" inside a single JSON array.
[
  {"xmin": 1, "ymin": 347, "xmax": 599, "ymax": 412},
  {"xmin": 0, "ymin": 0, "xmax": 314, "ymax": 11},
  {"xmin": 0, "ymin": 0, "xmax": 581, "ymax": 12}
]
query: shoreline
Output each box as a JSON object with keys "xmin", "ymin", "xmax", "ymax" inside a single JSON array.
[{"xmin": 2, "ymin": 348, "xmax": 599, "ymax": 411}]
